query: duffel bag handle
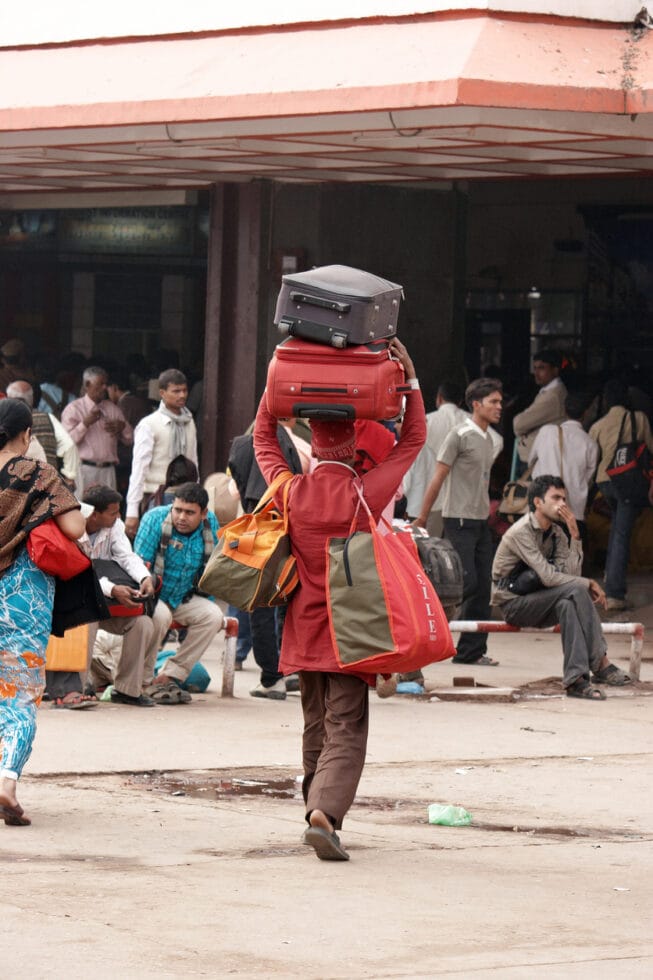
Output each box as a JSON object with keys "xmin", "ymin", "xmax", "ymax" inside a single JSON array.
[{"xmin": 251, "ymin": 471, "xmax": 295, "ymax": 524}]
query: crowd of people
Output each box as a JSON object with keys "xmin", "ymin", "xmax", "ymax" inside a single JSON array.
[
  {"xmin": 405, "ymin": 348, "xmax": 646, "ymax": 701},
  {"xmin": 0, "ymin": 335, "xmax": 646, "ymax": 856}
]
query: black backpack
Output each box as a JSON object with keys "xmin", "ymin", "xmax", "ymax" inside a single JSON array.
[
  {"xmin": 411, "ymin": 533, "xmax": 463, "ymax": 618},
  {"xmin": 605, "ymin": 410, "xmax": 653, "ymax": 507}
]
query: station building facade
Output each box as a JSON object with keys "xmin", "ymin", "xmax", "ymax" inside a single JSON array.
[{"xmin": 1, "ymin": 2, "xmax": 652, "ymax": 467}]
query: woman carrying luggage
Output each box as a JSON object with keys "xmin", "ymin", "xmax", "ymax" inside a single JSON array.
[
  {"xmin": 254, "ymin": 337, "xmax": 425, "ymax": 860},
  {"xmin": 0, "ymin": 398, "xmax": 85, "ymax": 826}
]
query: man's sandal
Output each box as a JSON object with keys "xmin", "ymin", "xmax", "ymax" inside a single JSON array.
[
  {"xmin": 566, "ymin": 679, "xmax": 606, "ymax": 700},
  {"xmin": 591, "ymin": 664, "xmax": 632, "ymax": 686},
  {"xmin": 145, "ymin": 681, "xmax": 192, "ymax": 705}
]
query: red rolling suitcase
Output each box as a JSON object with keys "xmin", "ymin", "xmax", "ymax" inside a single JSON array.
[
  {"xmin": 274, "ymin": 265, "xmax": 403, "ymax": 348},
  {"xmin": 266, "ymin": 337, "xmax": 410, "ymax": 421}
]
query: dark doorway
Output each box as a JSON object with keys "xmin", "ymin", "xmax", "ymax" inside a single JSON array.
[
  {"xmin": 465, "ymin": 308, "xmax": 532, "ymax": 486},
  {"xmin": 464, "ymin": 308, "xmax": 531, "ymax": 383}
]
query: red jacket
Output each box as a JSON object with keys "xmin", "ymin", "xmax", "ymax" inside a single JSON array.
[{"xmin": 253, "ymin": 391, "xmax": 426, "ymax": 675}]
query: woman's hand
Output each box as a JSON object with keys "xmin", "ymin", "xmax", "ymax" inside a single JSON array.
[{"xmin": 388, "ymin": 337, "xmax": 416, "ymax": 380}]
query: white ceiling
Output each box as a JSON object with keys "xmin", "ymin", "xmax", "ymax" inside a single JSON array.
[{"xmin": 1, "ymin": 105, "xmax": 653, "ymax": 203}]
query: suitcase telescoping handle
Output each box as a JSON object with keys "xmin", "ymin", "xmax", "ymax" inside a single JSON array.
[
  {"xmin": 290, "ymin": 291, "xmax": 351, "ymax": 314},
  {"xmin": 277, "ymin": 316, "xmax": 348, "ymax": 348},
  {"xmin": 292, "ymin": 403, "xmax": 355, "ymax": 420}
]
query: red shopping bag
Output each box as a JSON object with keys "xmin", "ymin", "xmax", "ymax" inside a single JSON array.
[
  {"xmin": 326, "ymin": 483, "xmax": 454, "ymax": 674},
  {"xmin": 27, "ymin": 519, "xmax": 91, "ymax": 580}
]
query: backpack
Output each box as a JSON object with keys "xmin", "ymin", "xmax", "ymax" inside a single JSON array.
[
  {"xmin": 409, "ymin": 532, "xmax": 463, "ymax": 618},
  {"xmin": 605, "ymin": 410, "xmax": 653, "ymax": 507}
]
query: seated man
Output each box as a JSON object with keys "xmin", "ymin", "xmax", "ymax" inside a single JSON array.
[
  {"xmin": 82, "ymin": 485, "xmax": 157, "ymax": 706},
  {"xmin": 492, "ymin": 474, "xmax": 632, "ymax": 701},
  {"xmin": 134, "ymin": 482, "xmax": 232, "ymax": 704}
]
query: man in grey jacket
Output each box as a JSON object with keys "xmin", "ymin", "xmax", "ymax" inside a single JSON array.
[
  {"xmin": 492, "ymin": 474, "xmax": 631, "ymax": 700},
  {"xmin": 513, "ymin": 350, "xmax": 567, "ymax": 463}
]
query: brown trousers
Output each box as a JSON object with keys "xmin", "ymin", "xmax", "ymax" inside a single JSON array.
[{"xmin": 299, "ymin": 671, "xmax": 369, "ymax": 829}]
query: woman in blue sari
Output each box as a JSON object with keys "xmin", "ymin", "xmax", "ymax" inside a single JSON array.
[{"xmin": 0, "ymin": 399, "xmax": 85, "ymax": 826}]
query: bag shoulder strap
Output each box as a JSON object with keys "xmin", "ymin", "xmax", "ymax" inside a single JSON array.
[
  {"xmin": 152, "ymin": 511, "xmax": 174, "ymax": 578},
  {"xmin": 615, "ymin": 409, "xmax": 629, "ymax": 446},
  {"xmin": 352, "ymin": 480, "xmax": 375, "ymax": 535},
  {"xmin": 558, "ymin": 424, "xmax": 564, "ymax": 485},
  {"xmin": 202, "ymin": 517, "xmax": 215, "ymax": 564},
  {"xmin": 253, "ymin": 470, "xmax": 295, "ymax": 515},
  {"xmin": 504, "ymin": 465, "xmax": 532, "ymax": 490},
  {"xmin": 41, "ymin": 387, "xmax": 65, "ymax": 417}
]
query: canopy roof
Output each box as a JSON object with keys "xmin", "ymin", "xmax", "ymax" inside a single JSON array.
[{"xmin": 1, "ymin": 11, "xmax": 653, "ymax": 199}]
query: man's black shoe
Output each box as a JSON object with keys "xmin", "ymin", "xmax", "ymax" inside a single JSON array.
[
  {"xmin": 110, "ymin": 689, "xmax": 156, "ymax": 707},
  {"xmin": 451, "ymin": 655, "xmax": 499, "ymax": 666}
]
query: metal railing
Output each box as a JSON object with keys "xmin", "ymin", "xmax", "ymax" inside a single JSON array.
[{"xmin": 448, "ymin": 620, "xmax": 645, "ymax": 681}]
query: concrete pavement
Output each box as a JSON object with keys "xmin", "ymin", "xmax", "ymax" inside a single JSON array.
[{"xmin": 2, "ymin": 608, "xmax": 653, "ymax": 978}]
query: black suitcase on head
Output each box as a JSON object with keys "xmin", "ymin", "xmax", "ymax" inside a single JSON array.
[{"xmin": 275, "ymin": 264, "xmax": 404, "ymax": 348}]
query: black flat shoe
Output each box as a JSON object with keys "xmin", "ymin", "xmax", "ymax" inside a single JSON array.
[{"xmin": 110, "ymin": 689, "xmax": 156, "ymax": 707}]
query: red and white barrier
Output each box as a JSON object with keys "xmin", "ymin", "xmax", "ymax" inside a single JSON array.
[
  {"xmin": 448, "ymin": 620, "xmax": 644, "ymax": 682},
  {"xmin": 221, "ymin": 616, "xmax": 239, "ymax": 697}
]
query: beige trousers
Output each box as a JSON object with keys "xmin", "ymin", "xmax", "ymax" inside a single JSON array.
[
  {"xmin": 143, "ymin": 595, "xmax": 224, "ymax": 685},
  {"xmin": 87, "ymin": 615, "xmax": 156, "ymax": 698}
]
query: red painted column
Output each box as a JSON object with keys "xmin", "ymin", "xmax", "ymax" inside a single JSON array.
[{"xmin": 201, "ymin": 181, "xmax": 268, "ymax": 475}]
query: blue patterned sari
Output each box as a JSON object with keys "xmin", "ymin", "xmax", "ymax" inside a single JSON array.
[
  {"xmin": 0, "ymin": 456, "xmax": 78, "ymax": 780},
  {"xmin": 0, "ymin": 547, "xmax": 54, "ymax": 777}
]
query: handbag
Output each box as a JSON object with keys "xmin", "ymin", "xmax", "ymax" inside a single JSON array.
[
  {"xmin": 92, "ymin": 558, "xmax": 157, "ymax": 617},
  {"xmin": 326, "ymin": 482, "xmax": 455, "ymax": 675},
  {"xmin": 504, "ymin": 563, "xmax": 542, "ymax": 596},
  {"xmin": 27, "ymin": 518, "xmax": 91, "ymax": 580},
  {"xmin": 500, "ymin": 427, "xmax": 564, "ymax": 526},
  {"xmin": 499, "ymin": 533, "xmax": 556, "ymax": 596},
  {"xmin": 498, "ymin": 466, "xmax": 532, "ymax": 524},
  {"xmin": 605, "ymin": 410, "xmax": 653, "ymax": 507},
  {"xmin": 198, "ymin": 471, "xmax": 299, "ymax": 612}
]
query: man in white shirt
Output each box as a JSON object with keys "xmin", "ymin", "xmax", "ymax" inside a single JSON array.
[
  {"xmin": 404, "ymin": 381, "xmax": 467, "ymax": 533},
  {"xmin": 529, "ymin": 392, "xmax": 599, "ymax": 533},
  {"xmin": 513, "ymin": 350, "xmax": 567, "ymax": 463},
  {"xmin": 82, "ymin": 485, "xmax": 158, "ymax": 706},
  {"xmin": 125, "ymin": 369, "xmax": 198, "ymax": 539}
]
